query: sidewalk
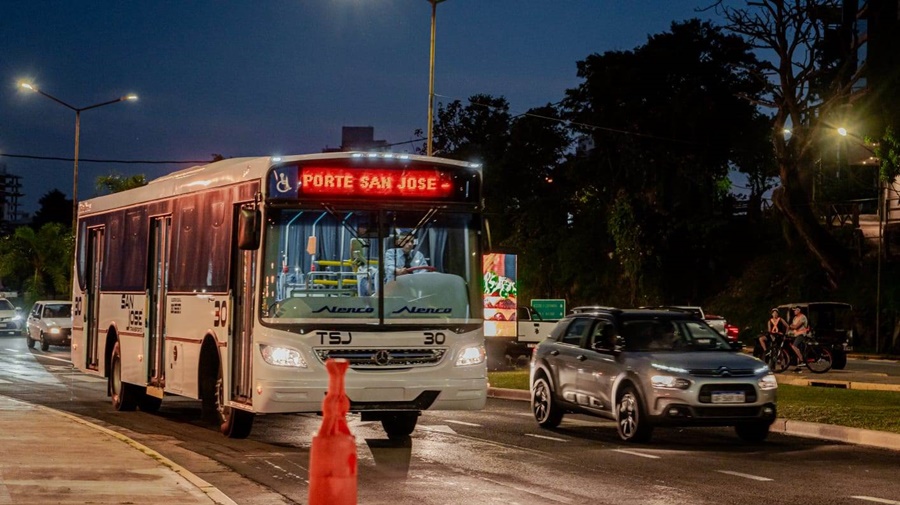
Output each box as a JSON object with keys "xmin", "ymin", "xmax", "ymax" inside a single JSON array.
[
  {"xmin": 487, "ymin": 363, "xmax": 900, "ymax": 452},
  {"xmin": 0, "ymin": 394, "xmax": 236, "ymax": 505}
]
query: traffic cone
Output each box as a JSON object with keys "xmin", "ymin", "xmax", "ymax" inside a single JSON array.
[{"xmin": 309, "ymin": 358, "xmax": 357, "ymax": 505}]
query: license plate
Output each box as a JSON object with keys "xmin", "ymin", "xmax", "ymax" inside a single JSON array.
[{"xmin": 711, "ymin": 391, "xmax": 745, "ymax": 404}]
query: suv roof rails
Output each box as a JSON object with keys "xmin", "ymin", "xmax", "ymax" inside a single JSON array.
[{"xmin": 570, "ymin": 305, "xmax": 620, "ymax": 314}]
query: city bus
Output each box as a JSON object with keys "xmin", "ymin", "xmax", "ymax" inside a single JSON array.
[{"xmin": 71, "ymin": 152, "xmax": 487, "ymax": 438}]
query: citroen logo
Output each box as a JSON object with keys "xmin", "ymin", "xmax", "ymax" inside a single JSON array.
[
  {"xmin": 373, "ymin": 350, "xmax": 392, "ymax": 366},
  {"xmin": 717, "ymin": 366, "xmax": 732, "ymax": 377}
]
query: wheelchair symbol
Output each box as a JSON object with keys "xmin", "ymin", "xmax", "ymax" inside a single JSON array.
[{"xmin": 275, "ymin": 172, "xmax": 292, "ymax": 193}]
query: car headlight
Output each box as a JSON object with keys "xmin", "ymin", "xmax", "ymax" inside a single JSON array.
[
  {"xmin": 50, "ymin": 327, "xmax": 61, "ymax": 335},
  {"xmin": 758, "ymin": 373, "xmax": 778, "ymax": 390},
  {"xmin": 456, "ymin": 345, "xmax": 485, "ymax": 366},
  {"xmin": 651, "ymin": 363, "xmax": 689, "ymax": 374},
  {"xmin": 651, "ymin": 375, "xmax": 692, "ymax": 390},
  {"xmin": 260, "ymin": 344, "xmax": 307, "ymax": 368}
]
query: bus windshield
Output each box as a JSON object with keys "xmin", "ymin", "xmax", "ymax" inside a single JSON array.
[{"xmin": 261, "ymin": 207, "xmax": 482, "ymax": 326}]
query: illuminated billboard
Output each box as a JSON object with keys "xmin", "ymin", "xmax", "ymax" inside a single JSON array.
[{"xmin": 483, "ymin": 253, "xmax": 517, "ymax": 337}]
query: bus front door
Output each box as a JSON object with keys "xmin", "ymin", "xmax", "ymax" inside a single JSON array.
[
  {"xmin": 146, "ymin": 216, "xmax": 171, "ymax": 393},
  {"xmin": 229, "ymin": 226, "xmax": 256, "ymax": 406},
  {"xmin": 85, "ymin": 227, "xmax": 104, "ymax": 371}
]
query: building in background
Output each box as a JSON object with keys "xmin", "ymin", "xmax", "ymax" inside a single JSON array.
[
  {"xmin": 323, "ymin": 126, "xmax": 390, "ymax": 153},
  {"xmin": 0, "ymin": 163, "xmax": 26, "ymax": 234}
]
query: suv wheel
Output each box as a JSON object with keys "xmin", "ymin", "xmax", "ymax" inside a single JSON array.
[
  {"xmin": 616, "ymin": 386, "xmax": 653, "ymax": 443},
  {"xmin": 532, "ymin": 376, "xmax": 563, "ymax": 428},
  {"xmin": 26, "ymin": 332, "xmax": 34, "ymax": 349}
]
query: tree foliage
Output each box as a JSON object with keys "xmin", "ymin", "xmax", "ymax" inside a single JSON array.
[
  {"xmin": 0, "ymin": 223, "xmax": 72, "ymax": 302},
  {"xmin": 95, "ymin": 173, "xmax": 147, "ymax": 195},
  {"xmin": 715, "ymin": 0, "xmax": 855, "ymax": 286},
  {"xmin": 30, "ymin": 189, "xmax": 72, "ymax": 231}
]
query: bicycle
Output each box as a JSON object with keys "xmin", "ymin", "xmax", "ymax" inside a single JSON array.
[
  {"xmin": 762, "ymin": 332, "xmax": 833, "ymax": 373},
  {"xmin": 760, "ymin": 333, "xmax": 791, "ymax": 373}
]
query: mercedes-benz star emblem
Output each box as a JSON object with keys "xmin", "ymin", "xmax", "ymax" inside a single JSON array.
[{"xmin": 373, "ymin": 350, "xmax": 392, "ymax": 366}]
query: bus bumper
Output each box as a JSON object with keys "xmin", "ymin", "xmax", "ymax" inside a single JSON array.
[{"xmin": 251, "ymin": 376, "xmax": 487, "ymax": 414}]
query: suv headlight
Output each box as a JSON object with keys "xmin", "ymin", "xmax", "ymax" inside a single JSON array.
[
  {"xmin": 260, "ymin": 344, "xmax": 307, "ymax": 368},
  {"xmin": 456, "ymin": 345, "xmax": 485, "ymax": 366},
  {"xmin": 651, "ymin": 375, "xmax": 692, "ymax": 390},
  {"xmin": 758, "ymin": 373, "xmax": 778, "ymax": 390}
]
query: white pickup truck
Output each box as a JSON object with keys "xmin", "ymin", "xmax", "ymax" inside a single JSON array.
[{"xmin": 514, "ymin": 306, "xmax": 559, "ymax": 344}]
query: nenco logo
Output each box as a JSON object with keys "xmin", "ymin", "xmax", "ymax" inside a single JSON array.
[
  {"xmin": 392, "ymin": 306, "xmax": 452, "ymax": 314},
  {"xmin": 312, "ymin": 306, "xmax": 374, "ymax": 314}
]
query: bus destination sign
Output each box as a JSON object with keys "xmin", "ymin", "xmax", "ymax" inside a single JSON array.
[{"xmin": 268, "ymin": 165, "xmax": 456, "ymax": 199}]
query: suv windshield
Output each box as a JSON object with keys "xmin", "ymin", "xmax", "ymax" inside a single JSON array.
[
  {"xmin": 0, "ymin": 299, "xmax": 13, "ymax": 311},
  {"xmin": 621, "ymin": 319, "xmax": 730, "ymax": 352},
  {"xmin": 260, "ymin": 207, "xmax": 482, "ymax": 326}
]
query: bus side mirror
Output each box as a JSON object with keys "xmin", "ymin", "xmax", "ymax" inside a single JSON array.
[{"xmin": 237, "ymin": 208, "xmax": 261, "ymax": 250}]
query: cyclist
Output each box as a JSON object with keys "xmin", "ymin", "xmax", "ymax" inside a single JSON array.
[
  {"xmin": 758, "ymin": 308, "xmax": 787, "ymax": 355},
  {"xmin": 787, "ymin": 306, "xmax": 810, "ymax": 372}
]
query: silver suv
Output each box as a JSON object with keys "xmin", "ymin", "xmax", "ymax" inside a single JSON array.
[{"xmin": 530, "ymin": 308, "xmax": 777, "ymax": 443}]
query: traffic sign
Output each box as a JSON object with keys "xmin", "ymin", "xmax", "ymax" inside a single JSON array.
[{"xmin": 530, "ymin": 299, "xmax": 565, "ymax": 321}]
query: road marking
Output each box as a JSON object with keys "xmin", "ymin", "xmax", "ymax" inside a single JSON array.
[
  {"xmin": 851, "ymin": 497, "xmax": 900, "ymax": 504},
  {"xmin": 419, "ymin": 424, "xmax": 458, "ymax": 434},
  {"xmin": 443, "ymin": 419, "xmax": 480, "ymax": 427},
  {"xmin": 612, "ymin": 449, "xmax": 660, "ymax": 459},
  {"xmin": 717, "ymin": 470, "xmax": 772, "ymax": 481},
  {"xmin": 4, "ymin": 349, "xmax": 20, "ymax": 353},
  {"xmin": 477, "ymin": 476, "xmax": 574, "ymax": 504},
  {"xmin": 523, "ymin": 433, "xmax": 568, "ymax": 442},
  {"xmin": 36, "ymin": 355, "xmax": 73, "ymax": 365}
]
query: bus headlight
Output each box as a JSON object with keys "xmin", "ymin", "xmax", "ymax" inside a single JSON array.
[
  {"xmin": 456, "ymin": 345, "xmax": 485, "ymax": 366},
  {"xmin": 260, "ymin": 345, "xmax": 307, "ymax": 368}
]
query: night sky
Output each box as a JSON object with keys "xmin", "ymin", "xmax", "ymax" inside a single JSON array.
[{"xmin": 1, "ymin": 1, "xmax": 714, "ymax": 214}]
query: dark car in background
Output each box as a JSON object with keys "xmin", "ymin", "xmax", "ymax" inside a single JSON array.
[
  {"xmin": 530, "ymin": 308, "xmax": 777, "ymax": 443},
  {"xmin": 777, "ymin": 302, "xmax": 854, "ymax": 370}
]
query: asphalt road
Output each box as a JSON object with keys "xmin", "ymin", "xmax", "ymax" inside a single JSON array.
[{"xmin": 1, "ymin": 334, "xmax": 899, "ymax": 505}]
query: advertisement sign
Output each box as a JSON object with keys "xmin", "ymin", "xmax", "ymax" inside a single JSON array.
[{"xmin": 483, "ymin": 253, "xmax": 517, "ymax": 337}]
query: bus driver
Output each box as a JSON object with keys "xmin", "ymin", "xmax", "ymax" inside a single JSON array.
[{"xmin": 384, "ymin": 233, "xmax": 428, "ymax": 282}]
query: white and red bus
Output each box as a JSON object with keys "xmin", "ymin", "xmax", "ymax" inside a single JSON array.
[{"xmin": 72, "ymin": 152, "xmax": 487, "ymax": 438}]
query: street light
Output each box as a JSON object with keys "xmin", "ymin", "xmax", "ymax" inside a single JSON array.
[
  {"xmin": 18, "ymin": 82, "xmax": 138, "ymax": 230},
  {"xmin": 426, "ymin": 0, "xmax": 447, "ymax": 157}
]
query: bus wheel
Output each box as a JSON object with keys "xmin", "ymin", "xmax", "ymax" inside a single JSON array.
[
  {"xmin": 215, "ymin": 367, "xmax": 254, "ymax": 439},
  {"xmin": 110, "ymin": 341, "xmax": 138, "ymax": 411},
  {"xmin": 381, "ymin": 412, "xmax": 418, "ymax": 440}
]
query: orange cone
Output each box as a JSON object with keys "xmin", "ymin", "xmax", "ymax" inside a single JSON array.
[{"xmin": 309, "ymin": 358, "xmax": 357, "ymax": 505}]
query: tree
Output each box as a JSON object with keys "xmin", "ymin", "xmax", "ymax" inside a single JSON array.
[
  {"xmin": 0, "ymin": 223, "xmax": 72, "ymax": 302},
  {"xmin": 95, "ymin": 173, "xmax": 147, "ymax": 195},
  {"xmin": 561, "ymin": 19, "xmax": 772, "ymax": 303},
  {"xmin": 715, "ymin": 0, "xmax": 855, "ymax": 286},
  {"xmin": 30, "ymin": 189, "xmax": 72, "ymax": 231}
]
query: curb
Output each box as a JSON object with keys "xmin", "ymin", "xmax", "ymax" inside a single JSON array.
[
  {"xmin": 23, "ymin": 397, "xmax": 237, "ymax": 505},
  {"xmin": 487, "ymin": 387, "xmax": 900, "ymax": 452},
  {"xmin": 774, "ymin": 375, "xmax": 900, "ymax": 392}
]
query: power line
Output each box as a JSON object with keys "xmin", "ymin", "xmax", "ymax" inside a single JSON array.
[{"xmin": 0, "ymin": 152, "xmax": 209, "ymax": 164}]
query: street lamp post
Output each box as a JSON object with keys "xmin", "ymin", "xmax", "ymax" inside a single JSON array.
[
  {"xmin": 426, "ymin": 0, "xmax": 447, "ymax": 157},
  {"xmin": 18, "ymin": 82, "xmax": 137, "ymax": 231}
]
